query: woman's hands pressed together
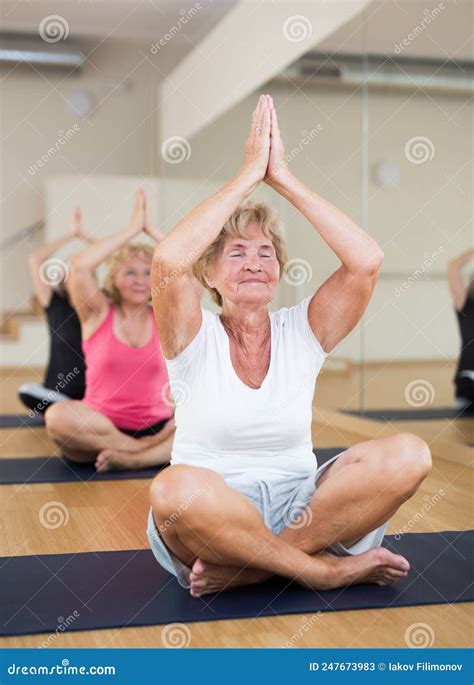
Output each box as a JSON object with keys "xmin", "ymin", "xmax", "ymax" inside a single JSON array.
[
  {"xmin": 265, "ymin": 96, "xmax": 291, "ymax": 189},
  {"xmin": 238, "ymin": 94, "xmax": 272, "ymax": 191},
  {"xmin": 238, "ymin": 94, "xmax": 292, "ymax": 195}
]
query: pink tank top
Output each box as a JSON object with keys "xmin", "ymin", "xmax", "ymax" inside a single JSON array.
[{"xmin": 82, "ymin": 305, "xmax": 171, "ymax": 430}]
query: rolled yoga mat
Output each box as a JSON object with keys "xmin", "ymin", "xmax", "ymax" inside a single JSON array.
[
  {"xmin": 0, "ymin": 448, "xmax": 344, "ymax": 485},
  {"xmin": 343, "ymin": 407, "xmax": 474, "ymax": 421},
  {"xmin": 1, "ymin": 530, "xmax": 471, "ymax": 636},
  {"xmin": 0, "ymin": 414, "xmax": 45, "ymax": 428}
]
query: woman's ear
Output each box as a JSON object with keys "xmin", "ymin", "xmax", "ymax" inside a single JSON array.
[{"xmin": 203, "ymin": 267, "xmax": 214, "ymax": 289}]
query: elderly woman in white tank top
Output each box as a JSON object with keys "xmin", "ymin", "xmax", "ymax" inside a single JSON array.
[{"xmin": 147, "ymin": 95, "xmax": 432, "ymax": 598}]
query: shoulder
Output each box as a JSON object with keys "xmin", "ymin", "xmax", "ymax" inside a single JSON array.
[
  {"xmin": 273, "ymin": 296, "xmax": 327, "ymax": 360},
  {"xmin": 272, "ymin": 296, "xmax": 312, "ymax": 326}
]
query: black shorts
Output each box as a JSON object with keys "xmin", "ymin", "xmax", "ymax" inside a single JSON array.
[{"xmin": 118, "ymin": 416, "xmax": 173, "ymax": 439}]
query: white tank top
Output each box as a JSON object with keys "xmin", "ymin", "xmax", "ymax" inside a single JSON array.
[{"xmin": 164, "ymin": 296, "xmax": 328, "ymax": 483}]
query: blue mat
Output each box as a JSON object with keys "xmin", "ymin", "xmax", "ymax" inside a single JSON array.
[
  {"xmin": 343, "ymin": 407, "xmax": 474, "ymax": 421},
  {"xmin": 0, "ymin": 448, "xmax": 343, "ymax": 484},
  {"xmin": 1, "ymin": 530, "xmax": 471, "ymax": 636},
  {"xmin": 0, "ymin": 456, "xmax": 163, "ymax": 484},
  {"xmin": 0, "ymin": 414, "xmax": 44, "ymax": 428}
]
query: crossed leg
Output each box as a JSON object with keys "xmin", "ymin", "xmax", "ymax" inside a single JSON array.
[
  {"xmin": 149, "ymin": 433, "xmax": 431, "ymax": 597},
  {"xmin": 45, "ymin": 400, "xmax": 175, "ymax": 471}
]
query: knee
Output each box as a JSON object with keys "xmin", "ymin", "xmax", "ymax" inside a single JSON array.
[
  {"xmin": 149, "ymin": 465, "xmax": 223, "ymax": 525},
  {"xmin": 44, "ymin": 402, "xmax": 78, "ymax": 441},
  {"xmin": 388, "ymin": 432, "xmax": 432, "ymax": 497}
]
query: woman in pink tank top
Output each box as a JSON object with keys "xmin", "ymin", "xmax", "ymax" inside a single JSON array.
[{"xmin": 45, "ymin": 189, "xmax": 176, "ymax": 472}]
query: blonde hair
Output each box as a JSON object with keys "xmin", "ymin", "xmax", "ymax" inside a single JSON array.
[
  {"xmin": 192, "ymin": 202, "xmax": 287, "ymax": 307},
  {"xmin": 104, "ymin": 242, "xmax": 154, "ymax": 305}
]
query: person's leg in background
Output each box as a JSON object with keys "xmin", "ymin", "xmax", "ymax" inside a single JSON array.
[{"xmin": 45, "ymin": 400, "xmax": 174, "ymax": 470}]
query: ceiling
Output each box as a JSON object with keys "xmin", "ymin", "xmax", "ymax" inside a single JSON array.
[
  {"xmin": 0, "ymin": 0, "xmax": 239, "ymax": 45},
  {"xmin": 0, "ymin": 0, "xmax": 472, "ymax": 63}
]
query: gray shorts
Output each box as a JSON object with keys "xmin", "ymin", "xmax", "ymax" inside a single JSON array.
[{"xmin": 146, "ymin": 450, "xmax": 389, "ymax": 589}]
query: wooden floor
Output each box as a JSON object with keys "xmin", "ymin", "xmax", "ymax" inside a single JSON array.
[{"xmin": 0, "ymin": 364, "xmax": 472, "ymax": 648}]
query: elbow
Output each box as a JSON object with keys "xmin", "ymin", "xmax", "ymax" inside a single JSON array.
[
  {"xmin": 360, "ymin": 247, "xmax": 384, "ymax": 275},
  {"xmin": 371, "ymin": 248, "xmax": 384, "ymax": 273}
]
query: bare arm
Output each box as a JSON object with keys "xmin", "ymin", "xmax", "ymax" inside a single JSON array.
[
  {"xmin": 152, "ymin": 95, "xmax": 271, "ymax": 359},
  {"xmin": 265, "ymin": 97, "xmax": 383, "ymax": 354},
  {"xmin": 29, "ymin": 208, "xmax": 87, "ymax": 308},
  {"xmin": 448, "ymin": 248, "xmax": 474, "ymax": 311},
  {"xmin": 69, "ymin": 189, "xmax": 145, "ymax": 330}
]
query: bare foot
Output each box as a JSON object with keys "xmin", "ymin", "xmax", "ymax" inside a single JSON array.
[
  {"xmin": 189, "ymin": 558, "xmax": 270, "ymax": 597},
  {"xmin": 309, "ymin": 547, "xmax": 410, "ymax": 591},
  {"xmin": 188, "ymin": 547, "xmax": 409, "ymax": 597},
  {"xmin": 95, "ymin": 448, "xmax": 147, "ymax": 472}
]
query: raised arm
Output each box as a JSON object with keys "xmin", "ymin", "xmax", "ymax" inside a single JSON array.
[
  {"xmin": 447, "ymin": 249, "xmax": 474, "ymax": 311},
  {"xmin": 69, "ymin": 189, "xmax": 145, "ymax": 330},
  {"xmin": 29, "ymin": 208, "xmax": 84, "ymax": 308},
  {"xmin": 152, "ymin": 95, "xmax": 271, "ymax": 359},
  {"xmin": 264, "ymin": 96, "xmax": 384, "ymax": 354}
]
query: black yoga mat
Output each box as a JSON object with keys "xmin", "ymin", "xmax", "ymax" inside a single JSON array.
[
  {"xmin": 343, "ymin": 407, "xmax": 474, "ymax": 421},
  {"xmin": 0, "ymin": 414, "xmax": 45, "ymax": 428},
  {"xmin": 1, "ymin": 530, "xmax": 471, "ymax": 636},
  {"xmin": 0, "ymin": 456, "xmax": 164, "ymax": 484},
  {"xmin": 0, "ymin": 448, "xmax": 344, "ymax": 485}
]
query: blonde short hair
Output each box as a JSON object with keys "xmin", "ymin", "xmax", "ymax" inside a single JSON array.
[
  {"xmin": 192, "ymin": 202, "xmax": 287, "ymax": 307},
  {"xmin": 104, "ymin": 242, "xmax": 154, "ymax": 305}
]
